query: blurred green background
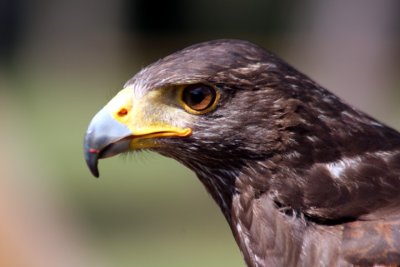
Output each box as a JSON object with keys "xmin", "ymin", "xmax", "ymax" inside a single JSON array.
[{"xmin": 0, "ymin": 1, "xmax": 399, "ymax": 267}]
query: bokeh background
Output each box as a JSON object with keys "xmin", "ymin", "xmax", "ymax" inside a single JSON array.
[{"xmin": 0, "ymin": 1, "xmax": 399, "ymax": 266}]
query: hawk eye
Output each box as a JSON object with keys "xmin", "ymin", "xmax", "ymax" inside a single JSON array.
[{"xmin": 181, "ymin": 84, "xmax": 218, "ymax": 114}]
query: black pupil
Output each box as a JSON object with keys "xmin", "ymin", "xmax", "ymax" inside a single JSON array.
[
  {"xmin": 183, "ymin": 85, "xmax": 214, "ymax": 111},
  {"xmin": 189, "ymin": 87, "xmax": 207, "ymax": 104}
]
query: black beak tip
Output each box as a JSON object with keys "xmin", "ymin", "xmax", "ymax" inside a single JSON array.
[
  {"xmin": 85, "ymin": 148, "xmax": 100, "ymax": 178},
  {"xmin": 90, "ymin": 163, "xmax": 100, "ymax": 178}
]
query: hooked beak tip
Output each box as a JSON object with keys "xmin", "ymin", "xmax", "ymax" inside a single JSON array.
[
  {"xmin": 85, "ymin": 148, "xmax": 100, "ymax": 178},
  {"xmin": 83, "ymin": 107, "xmax": 133, "ymax": 178}
]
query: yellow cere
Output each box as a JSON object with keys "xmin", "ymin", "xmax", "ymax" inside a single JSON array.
[
  {"xmin": 105, "ymin": 87, "xmax": 133, "ymax": 124},
  {"xmin": 103, "ymin": 86, "xmax": 192, "ymax": 143}
]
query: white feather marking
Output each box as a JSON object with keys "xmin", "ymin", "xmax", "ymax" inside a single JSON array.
[
  {"xmin": 325, "ymin": 157, "xmax": 362, "ymax": 178},
  {"xmin": 374, "ymin": 151, "xmax": 397, "ymax": 162},
  {"xmin": 369, "ymin": 121, "xmax": 385, "ymax": 128},
  {"xmin": 236, "ymin": 223, "xmax": 260, "ymax": 267},
  {"xmin": 254, "ymin": 255, "xmax": 263, "ymax": 266},
  {"xmin": 284, "ymin": 75, "xmax": 298, "ymax": 80},
  {"xmin": 286, "ymin": 151, "xmax": 301, "ymax": 160},
  {"xmin": 232, "ymin": 62, "xmax": 275, "ymax": 75},
  {"xmin": 306, "ymin": 136, "xmax": 318, "ymax": 142}
]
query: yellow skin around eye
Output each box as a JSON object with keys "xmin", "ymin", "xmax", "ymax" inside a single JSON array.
[
  {"xmin": 102, "ymin": 86, "xmax": 192, "ymax": 150},
  {"xmin": 99, "ymin": 84, "xmax": 219, "ymax": 151}
]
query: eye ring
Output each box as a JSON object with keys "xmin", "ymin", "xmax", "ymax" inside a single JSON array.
[{"xmin": 179, "ymin": 84, "xmax": 220, "ymax": 114}]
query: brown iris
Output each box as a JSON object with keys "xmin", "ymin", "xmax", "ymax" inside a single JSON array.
[{"xmin": 181, "ymin": 84, "xmax": 217, "ymax": 113}]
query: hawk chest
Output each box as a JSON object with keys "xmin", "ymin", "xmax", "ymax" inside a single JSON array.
[{"xmin": 231, "ymin": 193, "xmax": 346, "ymax": 267}]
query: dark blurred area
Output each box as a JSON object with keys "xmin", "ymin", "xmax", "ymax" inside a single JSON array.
[
  {"xmin": 0, "ymin": 0, "xmax": 22, "ymax": 66},
  {"xmin": 0, "ymin": 1, "xmax": 399, "ymax": 266},
  {"xmin": 125, "ymin": 0, "xmax": 296, "ymax": 35}
]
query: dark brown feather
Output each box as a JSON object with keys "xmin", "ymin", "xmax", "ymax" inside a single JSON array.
[{"xmin": 125, "ymin": 39, "xmax": 400, "ymax": 266}]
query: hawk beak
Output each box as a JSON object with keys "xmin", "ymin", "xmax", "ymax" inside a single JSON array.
[
  {"xmin": 84, "ymin": 108, "xmax": 132, "ymax": 177},
  {"xmin": 83, "ymin": 87, "xmax": 192, "ymax": 178}
]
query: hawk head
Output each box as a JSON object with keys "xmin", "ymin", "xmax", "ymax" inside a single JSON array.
[{"xmin": 84, "ymin": 39, "xmax": 300, "ymax": 178}]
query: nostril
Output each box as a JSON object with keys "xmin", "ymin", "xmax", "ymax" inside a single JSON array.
[{"xmin": 118, "ymin": 108, "xmax": 128, "ymax": 117}]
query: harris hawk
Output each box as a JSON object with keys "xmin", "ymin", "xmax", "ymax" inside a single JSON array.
[{"xmin": 84, "ymin": 39, "xmax": 400, "ymax": 267}]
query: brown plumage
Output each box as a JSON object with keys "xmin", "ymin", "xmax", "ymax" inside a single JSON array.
[{"xmin": 84, "ymin": 39, "xmax": 400, "ymax": 266}]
